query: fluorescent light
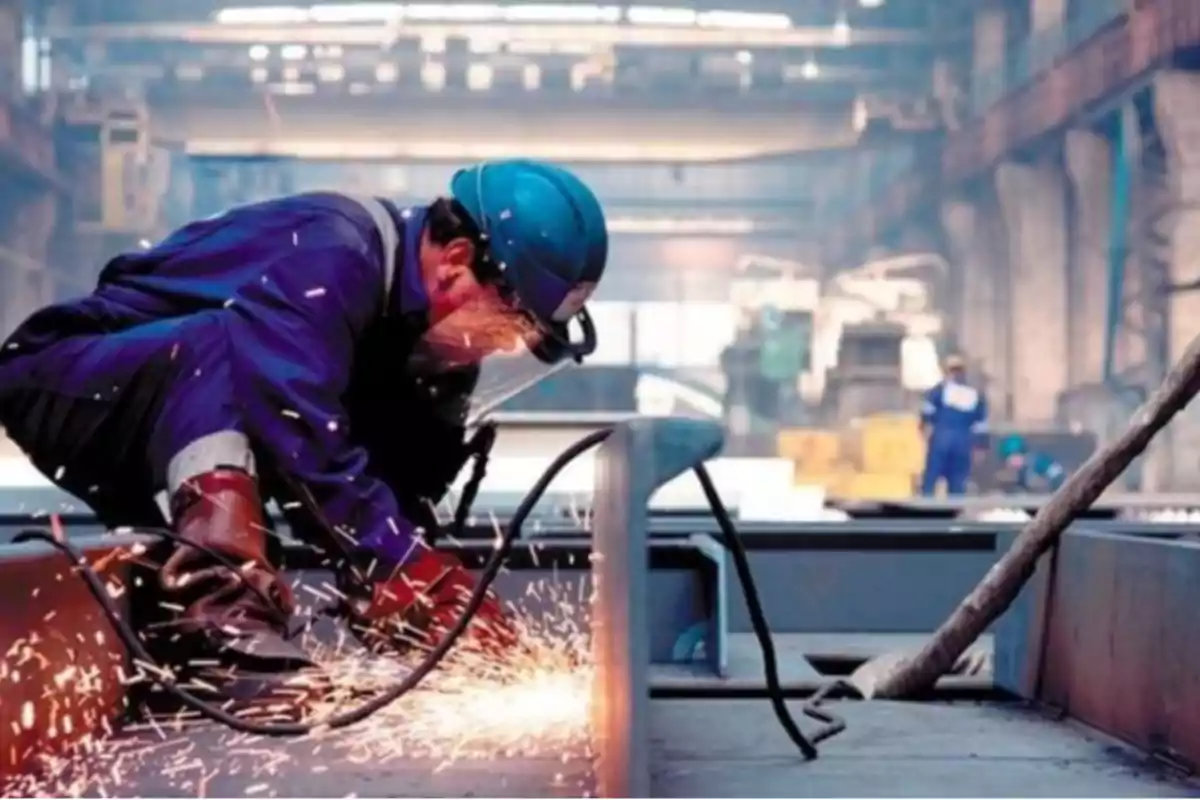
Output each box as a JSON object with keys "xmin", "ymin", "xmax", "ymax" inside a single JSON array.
[
  {"xmin": 316, "ymin": 63, "xmax": 345, "ymax": 81},
  {"xmin": 466, "ymin": 62, "xmax": 493, "ymax": 90}
]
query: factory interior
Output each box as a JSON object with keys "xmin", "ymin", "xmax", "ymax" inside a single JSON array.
[{"xmin": 1, "ymin": 0, "xmax": 1199, "ymax": 797}]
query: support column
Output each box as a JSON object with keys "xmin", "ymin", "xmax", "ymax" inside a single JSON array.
[
  {"xmin": 994, "ymin": 160, "xmax": 1071, "ymax": 424},
  {"xmin": 1063, "ymin": 129, "xmax": 1112, "ymax": 387},
  {"xmin": 1152, "ymin": 71, "xmax": 1200, "ymax": 368},
  {"xmin": 940, "ymin": 194, "xmax": 1009, "ymax": 412},
  {"xmin": 1150, "ymin": 70, "xmax": 1200, "ymax": 488}
]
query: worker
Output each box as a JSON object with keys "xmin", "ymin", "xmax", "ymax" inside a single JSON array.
[
  {"xmin": 919, "ymin": 354, "xmax": 989, "ymax": 496},
  {"xmin": 0, "ymin": 159, "xmax": 608, "ymax": 699},
  {"xmin": 996, "ymin": 434, "xmax": 1067, "ymax": 493}
]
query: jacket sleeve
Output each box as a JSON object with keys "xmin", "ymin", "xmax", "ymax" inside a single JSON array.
[
  {"xmin": 920, "ymin": 383, "xmax": 942, "ymax": 426},
  {"xmin": 222, "ymin": 215, "xmax": 421, "ymax": 569}
]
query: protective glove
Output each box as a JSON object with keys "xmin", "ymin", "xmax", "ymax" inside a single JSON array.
[{"xmin": 341, "ymin": 544, "xmax": 518, "ymax": 659}]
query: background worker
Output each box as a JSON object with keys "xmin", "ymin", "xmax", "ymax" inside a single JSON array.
[
  {"xmin": 996, "ymin": 434, "xmax": 1067, "ymax": 493},
  {"xmin": 919, "ymin": 353, "xmax": 989, "ymax": 496}
]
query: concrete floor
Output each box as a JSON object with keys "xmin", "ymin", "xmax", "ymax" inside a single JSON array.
[
  {"xmin": 56, "ymin": 720, "xmax": 594, "ymax": 798},
  {"xmin": 651, "ymin": 700, "xmax": 1200, "ymax": 798},
  {"xmin": 26, "ymin": 698, "xmax": 1192, "ymax": 798}
]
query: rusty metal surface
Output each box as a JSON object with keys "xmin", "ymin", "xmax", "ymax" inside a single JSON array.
[
  {"xmin": 1036, "ymin": 531, "xmax": 1200, "ymax": 771},
  {"xmin": 0, "ymin": 534, "xmax": 147, "ymax": 789}
]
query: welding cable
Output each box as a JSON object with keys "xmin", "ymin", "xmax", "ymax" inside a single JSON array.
[
  {"xmin": 692, "ymin": 463, "xmax": 822, "ymax": 759},
  {"xmin": 19, "ymin": 425, "xmax": 839, "ymax": 759}
]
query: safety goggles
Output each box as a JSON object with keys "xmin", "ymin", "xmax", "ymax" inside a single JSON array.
[{"xmin": 465, "ymin": 163, "xmax": 598, "ymax": 366}]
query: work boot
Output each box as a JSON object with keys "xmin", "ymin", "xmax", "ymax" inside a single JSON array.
[
  {"xmin": 152, "ymin": 468, "xmax": 319, "ymax": 707},
  {"xmin": 342, "ymin": 545, "xmax": 519, "ymax": 660}
]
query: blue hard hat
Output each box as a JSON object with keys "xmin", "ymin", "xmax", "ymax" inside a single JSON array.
[
  {"xmin": 449, "ymin": 159, "xmax": 608, "ymax": 363},
  {"xmin": 998, "ymin": 435, "xmax": 1027, "ymax": 458}
]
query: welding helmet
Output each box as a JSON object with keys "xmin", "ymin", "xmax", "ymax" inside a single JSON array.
[{"xmin": 439, "ymin": 160, "xmax": 608, "ymax": 420}]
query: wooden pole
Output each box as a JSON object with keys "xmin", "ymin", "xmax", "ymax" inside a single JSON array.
[{"xmin": 851, "ymin": 334, "xmax": 1200, "ymax": 700}]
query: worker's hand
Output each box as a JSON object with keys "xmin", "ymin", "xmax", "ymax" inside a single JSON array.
[{"xmin": 340, "ymin": 546, "xmax": 519, "ymax": 659}]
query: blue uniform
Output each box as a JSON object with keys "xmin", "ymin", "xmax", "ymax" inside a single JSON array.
[
  {"xmin": 1013, "ymin": 453, "xmax": 1066, "ymax": 492},
  {"xmin": 0, "ymin": 193, "xmax": 468, "ymax": 570},
  {"xmin": 920, "ymin": 379, "xmax": 988, "ymax": 496}
]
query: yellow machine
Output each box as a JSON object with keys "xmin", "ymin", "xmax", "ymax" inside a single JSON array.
[{"xmin": 779, "ymin": 413, "xmax": 926, "ymax": 500}]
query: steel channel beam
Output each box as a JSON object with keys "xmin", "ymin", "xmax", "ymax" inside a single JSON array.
[
  {"xmin": 591, "ymin": 418, "xmax": 724, "ymax": 799},
  {"xmin": 995, "ymin": 529, "xmax": 1200, "ymax": 770}
]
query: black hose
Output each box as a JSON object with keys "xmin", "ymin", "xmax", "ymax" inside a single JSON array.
[
  {"xmin": 18, "ymin": 425, "xmax": 841, "ymax": 759},
  {"xmin": 693, "ymin": 463, "xmax": 820, "ymax": 759}
]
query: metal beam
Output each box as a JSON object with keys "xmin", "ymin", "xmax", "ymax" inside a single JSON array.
[
  {"xmin": 48, "ymin": 21, "xmax": 933, "ymax": 48},
  {"xmin": 590, "ymin": 417, "xmax": 724, "ymax": 798},
  {"xmin": 995, "ymin": 528, "xmax": 1200, "ymax": 771}
]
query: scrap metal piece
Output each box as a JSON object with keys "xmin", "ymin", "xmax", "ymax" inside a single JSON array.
[
  {"xmin": 0, "ymin": 533, "xmax": 149, "ymax": 788},
  {"xmin": 591, "ymin": 417, "xmax": 724, "ymax": 799},
  {"xmin": 1000, "ymin": 530, "xmax": 1200, "ymax": 771}
]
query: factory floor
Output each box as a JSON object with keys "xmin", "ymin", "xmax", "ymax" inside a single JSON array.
[
  {"xmin": 651, "ymin": 700, "xmax": 1198, "ymax": 798},
  {"xmin": 78, "ymin": 699, "xmax": 1195, "ymax": 798}
]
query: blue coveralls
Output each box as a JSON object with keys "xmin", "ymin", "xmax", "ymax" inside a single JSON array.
[
  {"xmin": 0, "ymin": 193, "xmax": 461, "ymax": 569},
  {"xmin": 1013, "ymin": 453, "xmax": 1067, "ymax": 492},
  {"xmin": 919, "ymin": 379, "xmax": 988, "ymax": 496}
]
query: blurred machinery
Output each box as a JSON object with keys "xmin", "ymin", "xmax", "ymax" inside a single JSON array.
[
  {"xmin": 722, "ymin": 255, "xmax": 818, "ymax": 439},
  {"xmin": 822, "ymin": 319, "xmax": 908, "ymax": 424},
  {"xmin": 720, "ymin": 252, "xmax": 949, "ymax": 499},
  {"xmin": 58, "ymin": 94, "xmax": 173, "ymax": 238}
]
